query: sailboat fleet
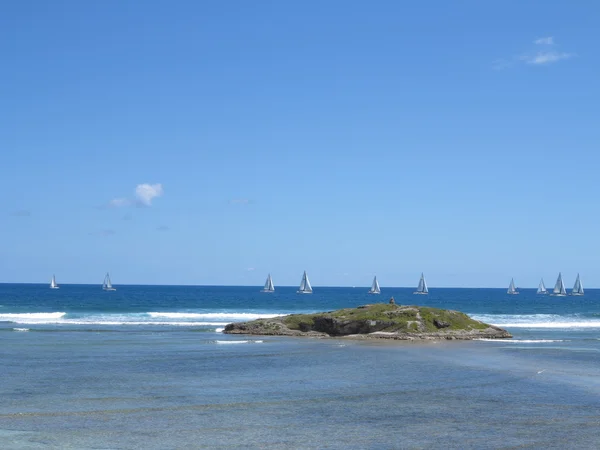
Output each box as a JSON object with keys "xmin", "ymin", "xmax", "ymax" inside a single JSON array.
[
  {"xmin": 44, "ymin": 271, "xmax": 587, "ymax": 296},
  {"xmin": 256, "ymin": 272, "xmax": 429, "ymax": 295},
  {"xmin": 508, "ymin": 273, "xmax": 584, "ymax": 296}
]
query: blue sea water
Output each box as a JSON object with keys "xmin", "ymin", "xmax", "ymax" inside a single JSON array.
[{"xmin": 2, "ymin": 284, "xmax": 600, "ymax": 449}]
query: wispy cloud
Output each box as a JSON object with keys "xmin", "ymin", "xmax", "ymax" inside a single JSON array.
[
  {"xmin": 245, "ymin": 267, "xmax": 255, "ymax": 272},
  {"xmin": 11, "ymin": 209, "xmax": 31, "ymax": 217},
  {"xmin": 157, "ymin": 225, "xmax": 170, "ymax": 232},
  {"xmin": 494, "ymin": 36, "xmax": 573, "ymax": 69},
  {"xmin": 108, "ymin": 183, "xmax": 164, "ymax": 208},
  {"xmin": 109, "ymin": 198, "xmax": 131, "ymax": 208},
  {"xmin": 522, "ymin": 52, "xmax": 573, "ymax": 65},
  {"xmin": 89, "ymin": 229, "xmax": 116, "ymax": 237}
]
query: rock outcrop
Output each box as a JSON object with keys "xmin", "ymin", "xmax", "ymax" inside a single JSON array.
[{"xmin": 223, "ymin": 303, "xmax": 512, "ymax": 341}]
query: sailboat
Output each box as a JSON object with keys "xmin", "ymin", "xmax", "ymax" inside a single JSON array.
[
  {"xmin": 368, "ymin": 276, "xmax": 381, "ymax": 294},
  {"xmin": 413, "ymin": 273, "xmax": 429, "ymax": 295},
  {"xmin": 50, "ymin": 275, "xmax": 59, "ymax": 289},
  {"xmin": 102, "ymin": 272, "xmax": 116, "ymax": 291},
  {"xmin": 550, "ymin": 272, "xmax": 566, "ymax": 297},
  {"xmin": 297, "ymin": 271, "xmax": 313, "ymax": 294},
  {"xmin": 413, "ymin": 272, "xmax": 429, "ymax": 295},
  {"xmin": 507, "ymin": 278, "xmax": 518, "ymax": 295},
  {"xmin": 261, "ymin": 274, "xmax": 275, "ymax": 293},
  {"xmin": 537, "ymin": 278, "xmax": 548, "ymax": 295},
  {"xmin": 571, "ymin": 273, "xmax": 584, "ymax": 296}
]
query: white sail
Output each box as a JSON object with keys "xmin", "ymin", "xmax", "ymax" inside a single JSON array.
[
  {"xmin": 507, "ymin": 278, "xmax": 518, "ymax": 295},
  {"xmin": 537, "ymin": 278, "xmax": 547, "ymax": 294},
  {"xmin": 261, "ymin": 274, "xmax": 275, "ymax": 292},
  {"xmin": 103, "ymin": 272, "xmax": 116, "ymax": 291},
  {"xmin": 368, "ymin": 276, "xmax": 380, "ymax": 294},
  {"xmin": 414, "ymin": 273, "xmax": 429, "ymax": 294},
  {"xmin": 50, "ymin": 275, "xmax": 59, "ymax": 289},
  {"xmin": 551, "ymin": 272, "xmax": 566, "ymax": 296},
  {"xmin": 297, "ymin": 271, "xmax": 313, "ymax": 294},
  {"xmin": 571, "ymin": 274, "xmax": 584, "ymax": 296}
]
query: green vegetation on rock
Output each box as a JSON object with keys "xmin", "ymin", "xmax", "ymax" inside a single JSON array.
[{"xmin": 224, "ymin": 303, "xmax": 512, "ymax": 340}]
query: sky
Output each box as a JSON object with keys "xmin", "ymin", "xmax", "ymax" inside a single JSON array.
[{"xmin": 1, "ymin": 1, "xmax": 599, "ymax": 287}]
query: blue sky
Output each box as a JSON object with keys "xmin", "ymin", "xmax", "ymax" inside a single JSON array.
[{"xmin": 1, "ymin": 1, "xmax": 598, "ymax": 287}]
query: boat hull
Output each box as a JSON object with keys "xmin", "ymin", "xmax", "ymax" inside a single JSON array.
[
  {"xmin": 297, "ymin": 291, "xmax": 312, "ymax": 294},
  {"xmin": 103, "ymin": 288, "xmax": 116, "ymax": 291},
  {"xmin": 571, "ymin": 293, "xmax": 584, "ymax": 296},
  {"xmin": 413, "ymin": 292, "xmax": 428, "ymax": 295},
  {"xmin": 550, "ymin": 294, "xmax": 566, "ymax": 297},
  {"xmin": 261, "ymin": 290, "xmax": 275, "ymax": 293}
]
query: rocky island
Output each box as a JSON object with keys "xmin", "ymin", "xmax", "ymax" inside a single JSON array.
[{"xmin": 224, "ymin": 303, "xmax": 512, "ymax": 340}]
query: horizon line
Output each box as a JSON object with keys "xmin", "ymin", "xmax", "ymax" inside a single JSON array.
[{"xmin": 0, "ymin": 282, "xmax": 595, "ymax": 290}]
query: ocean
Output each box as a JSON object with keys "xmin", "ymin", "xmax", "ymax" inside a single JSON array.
[{"xmin": 1, "ymin": 284, "xmax": 600, "ymax": 449}]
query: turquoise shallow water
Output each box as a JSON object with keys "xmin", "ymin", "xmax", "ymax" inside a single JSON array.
[{"xmin": 1, "ymin": 284, "xmax": 600, "ymax": 448}]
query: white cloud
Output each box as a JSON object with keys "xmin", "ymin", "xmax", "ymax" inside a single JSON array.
[
  {"xmin": 524, "ymin": 52, "xmax": 573, "ymax": 65},
  {"xmin": 245, "ymin": 267, "xmax": 255, "ymax": 272},
  {"xmin": 534, "ymin": 37, "xmax": 554, "ymax": 45},
  {"xmin": 107, "ymin": 183, "xmax": 164, "ymax": 208},
  {"xmin": 135, "ymin": 183, "xmax": 163, "ymax": 206}
]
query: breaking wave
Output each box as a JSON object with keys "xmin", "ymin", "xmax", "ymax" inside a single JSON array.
[{"xmin": 471, "ymin": 313, "xmax": 600, "ymax": 329}]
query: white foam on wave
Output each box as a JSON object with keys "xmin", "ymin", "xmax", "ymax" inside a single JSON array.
[
  {"xmin": 476, "ymin": 339, "xmax": 565, "ymax": 343},
  {"xmin": 498, "ymin": 322, "xmax": 600, "ymax": 329},
  {"xmin": 471, "ymin": 313, "xmax": 600, "ymax": 329},
  {"xmin": 214, "ymin": 340, "xmax": 263, "ymax": 344},
  {"xmin": 0, "ymin": 312, "xmax": 66, "ymax": 320},
  {"xmin": 147, "ymin": 312, "xmax": 281, "ymax": 320},
  {"xmin": 13, "ymin": 328, "xmax": 30, "ymax": 332},
  {"xmin": 215, "ymin": 327, "xmax": 225, "ymax": 333}
]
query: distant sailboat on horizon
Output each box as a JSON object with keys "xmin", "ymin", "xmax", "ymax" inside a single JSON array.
[
  {"xmin": 550, "ymin": 272, "xmax": 566, "ymax": 297},
  {"xmin": 507, "ymin": 278, "xmax": 518, "ymax": 295},
  {"xmin": 50, "ymin": 275, "xmax": 59, "ymax": 289},
  {"xmin": 368, "ymin": 276, "xmax": 381, "ymax": 294},
  {"xmin": 102, "ymin": 272, "xmax": 116, "ymax": 291},
  {"xmin": 537, "ymin": 278, "xmax": 548, "ymax": 295},
  {"xmin": 571, "ymin": 273, "xmax": 584, "ymax": 296},
  {"xmin": 297, "ymin": 271, "xmax": 313, "ymax": 294},
  {"xmin": 413, "ymin": 273, "xmax": 429, "ymax": 295},
  {"xmin": 261, "ymin": 273, "xmax": 275, "ymax": 293}
]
